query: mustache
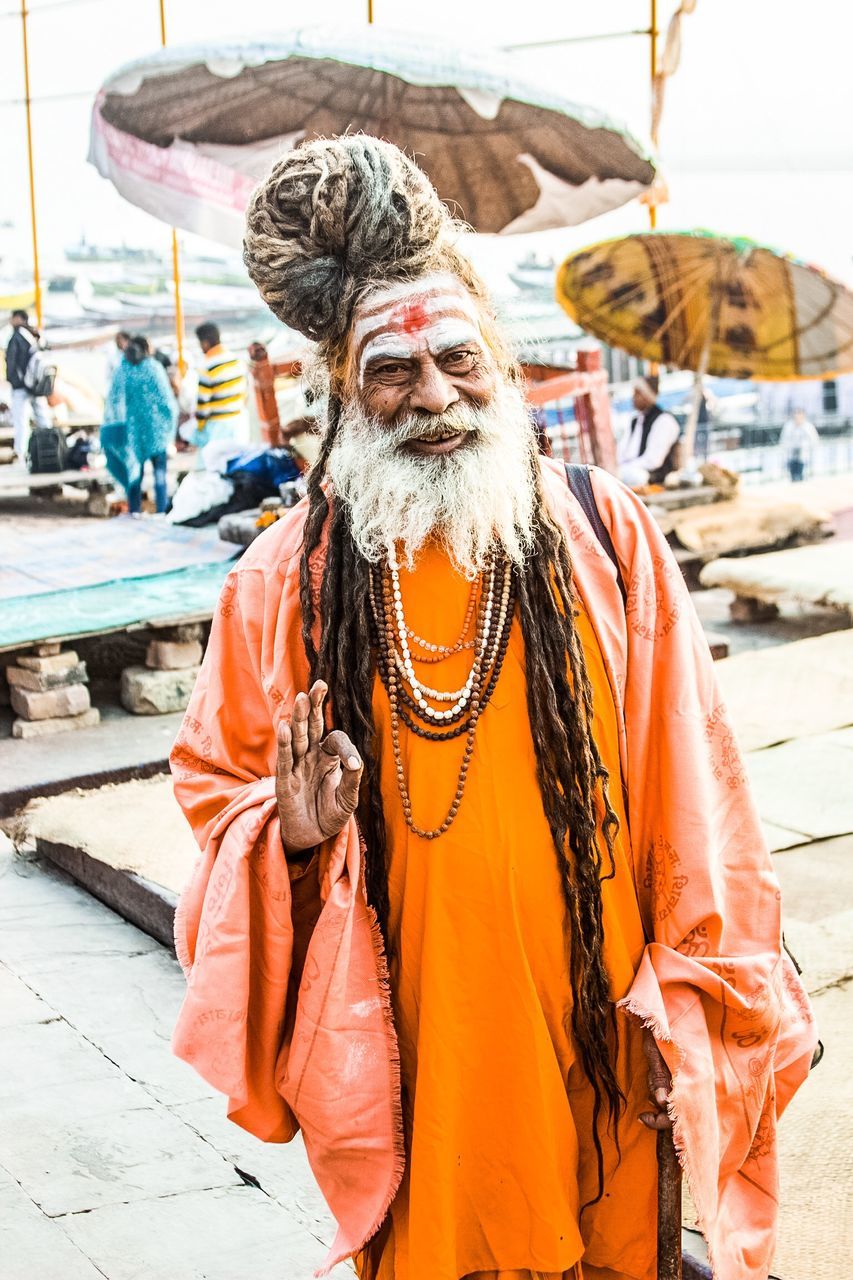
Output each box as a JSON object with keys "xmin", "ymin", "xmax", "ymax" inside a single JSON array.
[{"xmin": 383, "ymin": 405, "xmax": 483, "ymax": 447}]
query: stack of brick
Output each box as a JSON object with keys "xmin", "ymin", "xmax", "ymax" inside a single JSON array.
[
  {"xmin": 7, "ymin": 643, "xmax": 99, "ymax": 739},
  {"xmin": 121, "ymin": 624, "xmax": 203, "ymax": 716}
]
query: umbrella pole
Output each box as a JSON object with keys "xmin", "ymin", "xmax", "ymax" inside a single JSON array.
[
  {"xmin": 19, "ymin": 0, "xmax": 43, "ymax": 331},
  {"xmin": 682, "ymin": 336, "xmax": 710, "ymax": 466},
  {"xmin": 648, "ymin": 0, "xmax": 658, "ymax": 230},
  {"xmin": 158, "ymin": 0, "xmax": 186, "ymax": 375}
]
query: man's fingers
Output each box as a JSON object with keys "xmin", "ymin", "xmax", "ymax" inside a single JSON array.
[
  {"xmin": 639, "ymin": 1111, "xmax": 673, "ymax": 1131},
  {"xmin": 321, "ymin": 729, "xmax": 362, "ymax": 773},
  {"xmin": 276, "ymin": 717, "xmax": 293, "ymax": 780},
  {"xmin": 320, "ymin": 730, "xmax": 363, "ymax": 815},
  {"xmin": 307, "ymin": 681, "xmax": 328, "ymax": 750},
  {"xmin": 291, "ymin": 692, "xmax": 310, "ymax": 761}
]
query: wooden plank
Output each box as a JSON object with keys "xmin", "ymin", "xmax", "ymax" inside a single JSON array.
[{"xmin": 0, "ymin": 468, "xmax": 112, "ymax": 492}]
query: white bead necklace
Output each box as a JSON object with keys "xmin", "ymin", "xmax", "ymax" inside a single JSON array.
[{"xmin": 389, "ymin": 562, "xmax": 495, "ymax": 722}]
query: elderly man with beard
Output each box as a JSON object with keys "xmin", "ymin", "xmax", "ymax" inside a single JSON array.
[{"xmin": 170, "ymin": 138, "xmax": 815, "ymax": 1280}]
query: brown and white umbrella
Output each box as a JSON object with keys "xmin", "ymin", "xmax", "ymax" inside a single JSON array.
[{"xmin": 89, "ymin": 25, "xmax": 657, "ymax": 248}]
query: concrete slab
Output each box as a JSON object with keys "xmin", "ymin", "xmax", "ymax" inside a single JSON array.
[
  {"xmin": 0, "ymin": 1167, "xmax": 106, "ymax": 1280},
  {"xmin": 773, "ymin": 834, "xmax": 853, "ymax": 925},
  {"xmin": 0, "ymin": 698, "xmax": 181, "ymax": 818},
  {"xmin": 0, "ymin": 1017, "xmax": 130, "ymax": 1103},
  {"xmin": 699, "ymin": 539, "xmax": 853, "ymax": 615},
  {"xmin": 34, "ymin": 836, "xmax": 177, "ymax": 947},
  {"xmin": 0, "ymin": 961, "xmax": 56, "ymax": 1028},
  {"xmin": 745, "ymin": 735, "xmax": 853, "ymax": 841},
  {"xmin": 763, "ymin": 821, "xmax": 811, "ymax": 853},
  {"xmin": 0, "ymin": 910, "xmax": 159, "ymax": 972},
  {"xmin": 715, "ymin": 630, "xmax": 853, "ymax": 752},
  {"xmin": 57, "ymin": 1185, "xmax": 340, "ymax": 1280},
  {"xmin": 782, "ymin": 911, "xmax": 853, "ymax": 996},
  {"xmin": 25, "ymin": 774, "xmax": 197, "ymax": 897},
  {"xmin": 773, "ymin": 984, "xmax": 853, "ymax": 1280},
  {"xmin": 171, "ymin": 1096, "xmax": 337, "ymax": 1246},
  {"xmin": 0, "ymin": 1100, "xmax": 241, "ymax": 1217}
]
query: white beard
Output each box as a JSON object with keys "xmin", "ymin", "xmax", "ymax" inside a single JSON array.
[{"xmin": 326, "ymin": 380, "xmax": 539, "ymax": 577}]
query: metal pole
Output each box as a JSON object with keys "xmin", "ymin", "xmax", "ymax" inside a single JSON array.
[
  {"xmin": 649, "ymin": 0, "xmax": 659, "ymax": 230},
  {"xmin": 19, "ymin": 0, "xmax": 42, "ymax": 329},
  {"xmin": 158, "ymin": 0, "xmax": 186, "ymax": 373},
  {"xmin": 367, "ymin": 0, "xmax": 374, "ymax": 21}
]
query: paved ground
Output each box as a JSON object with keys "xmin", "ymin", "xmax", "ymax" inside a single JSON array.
[
  {"xmin": 2, "ymin": 819, "xmax": 851, "ymax": 1280},
  {"xmin": 0, "ymin": 831, "xmax": 347, "ymax": 1280}
]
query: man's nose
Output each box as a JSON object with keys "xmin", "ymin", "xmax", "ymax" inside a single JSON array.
[{"xmin": 409, "ymin": 361, "xmax": 459, "ymax": 415}]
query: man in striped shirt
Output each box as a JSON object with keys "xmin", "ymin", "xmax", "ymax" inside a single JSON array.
[{"xmin": 190, "ymin": 322, "xmax": 249, "ymax": 447}]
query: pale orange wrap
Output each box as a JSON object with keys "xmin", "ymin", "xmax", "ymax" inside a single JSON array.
[{"xmin": 171, "ymin": 458, "xmax": 816, "ymax": 1279}]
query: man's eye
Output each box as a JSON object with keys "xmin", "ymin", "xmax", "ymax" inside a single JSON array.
[
  {"xmin": 442, "ymin": 348, "xmax": 477, "ymax": 372},
  {"xmin": 371, "ymin": 363, "xmax": 412, "ymax": 383}
]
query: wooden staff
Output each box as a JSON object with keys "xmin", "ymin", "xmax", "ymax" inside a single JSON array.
[{"xmin": 658, "ymin": 1128, "xmax": 683, "ymax": 1280}]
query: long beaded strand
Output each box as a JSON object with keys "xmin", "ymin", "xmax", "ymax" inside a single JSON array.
[{"xmin": 369, "ymin": 557, "xmax": 516, "ymax": 836}]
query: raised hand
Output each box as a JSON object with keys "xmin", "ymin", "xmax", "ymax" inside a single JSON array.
[
  {"xmin": 275, "ymin": 680, "xmax": 363, "ymax": 855},
  {"xmin": 639, "ymin": 1026, "xmax": 674, "ymax": 1130}
]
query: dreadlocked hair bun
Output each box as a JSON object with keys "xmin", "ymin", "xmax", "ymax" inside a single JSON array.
[{"xmin": 243, "ymin": 135, "xmax": 452, "ymax": 349}]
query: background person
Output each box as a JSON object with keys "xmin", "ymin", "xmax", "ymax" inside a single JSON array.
[
  {"xmin": 179, "ymin": 321, "xmax": 248, "ymax": 451},
  {"xmin": 617, "ymin": 376, "xmax": 681, "ymax": 487},
  {"xmin": 5, "ymin": 309, "xmax": 52, "ymax": 463},
  {"xmin": 104, "ymin": 329, "xmax": 131, "ymax": 387},
  {"xmin": 103, "ymin": 333, "xmax": 177, "ymax": 514},
  {"xmin": 779, "ymin": 407, "xmax": 820, "ymax": 482}
]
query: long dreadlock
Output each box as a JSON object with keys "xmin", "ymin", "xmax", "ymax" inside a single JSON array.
[{"xmin": 299, "ymin": 398, "xmax": 624, "ymax": 1205}]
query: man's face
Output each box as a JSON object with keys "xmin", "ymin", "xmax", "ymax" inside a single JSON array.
[
  {"xmin": 351, "ymin": 274, "xmax": 498, "ymax": 456},
  {"xmin": 10, "ymin": 314, "xmax": 25, "ymax": 329},
  {"xmin": 633, "ymin": 386, "xmax": 652, "ymax": 412}
]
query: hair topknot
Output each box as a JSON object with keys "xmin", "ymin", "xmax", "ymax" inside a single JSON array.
[{"xmin": 243, "ymin": 135, "xmax": 452, "ymax": 349}]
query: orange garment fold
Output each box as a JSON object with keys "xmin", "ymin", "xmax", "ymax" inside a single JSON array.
[
  {"xmin": 358, "ymin": 542, "xmax": 656, "ymax": 1280},
  {"xmin": 171, "ymin": 458, "xmax": 817, "ymax": 1280}
]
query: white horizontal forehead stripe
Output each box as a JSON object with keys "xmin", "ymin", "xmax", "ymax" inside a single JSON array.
[{"xmin": 352, "ymin": 293, "xmax": 480, "ymax": 349}]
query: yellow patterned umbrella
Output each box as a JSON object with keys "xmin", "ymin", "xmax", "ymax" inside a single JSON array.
[
  {"xmin": 556, "ymin": 229, "xmax": 853, "ymax": 463},
  {"xmin": 557, "ymin": 229, "xmax": 853, "ymax": 382}
]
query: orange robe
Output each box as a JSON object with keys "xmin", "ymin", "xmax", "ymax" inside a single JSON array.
[
  {"xmin": 356, "ymin": 545, "xmax": 658, "ymax": 1280},
  {"xmin": 171, "ymin": 459, "xmax": 817, "ymax": 1279}
]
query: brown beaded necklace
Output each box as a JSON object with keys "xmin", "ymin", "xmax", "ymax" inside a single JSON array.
[
  {"xmin": 404, "ymin": 577, "xmax": 478, "ymax": 663},
  {"xmin": 369, "ymin": 556, "xmax": 516, "ymax": 839}
]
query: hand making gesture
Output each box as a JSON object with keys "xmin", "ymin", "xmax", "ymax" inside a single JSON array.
[{"xmin": 275, "ymin": 680, "xmax": 364, "ymax": 855}]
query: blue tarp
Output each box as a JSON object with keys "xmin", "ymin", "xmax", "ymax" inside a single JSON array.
[{"xmin": 0, "ymin": 560, "xmax": 233, "ymax": 650}]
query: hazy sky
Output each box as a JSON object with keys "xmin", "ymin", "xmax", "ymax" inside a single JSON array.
[{"xmin": 1, "ymin": 0, "xmax": 850, "ymax": 282}]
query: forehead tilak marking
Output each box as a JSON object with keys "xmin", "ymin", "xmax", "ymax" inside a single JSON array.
[{"xmin": 358, "ymin": 315, "xmax": 482, "ymax": 382}]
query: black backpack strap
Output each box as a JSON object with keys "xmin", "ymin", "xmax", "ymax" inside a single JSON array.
[{"xmin": 564, "ymin": 463, "xmax": 627, "ymax": 606}]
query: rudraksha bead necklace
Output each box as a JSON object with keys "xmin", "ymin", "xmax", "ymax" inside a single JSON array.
[{"xmin": 368, "ymin": 555, "xmax": 516, "ymax": 839}]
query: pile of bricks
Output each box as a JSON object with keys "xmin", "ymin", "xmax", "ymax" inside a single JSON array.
[
  {"xmin": 6, "ymin": 643, "xmax": 100, "ymax": 739},
  {"xmin": 121, "ymin": 624, "xmax": 203, "ymax": 716}
]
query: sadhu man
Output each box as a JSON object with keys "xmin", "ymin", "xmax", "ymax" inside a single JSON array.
[{"xmin": 171, "ymin": 137, "xmax": 816, "ymax": 1280}]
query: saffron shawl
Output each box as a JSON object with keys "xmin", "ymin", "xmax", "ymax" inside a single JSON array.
[{"xmin": 171, "ymin": 458, "xmax": 816, "ymax": 1278}]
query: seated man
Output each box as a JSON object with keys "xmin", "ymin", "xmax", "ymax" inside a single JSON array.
[
  {"xmin": 170, "ymin": 137, "xmax": 815, "ymax": 1280},
  {"xmin": 617, "ymin": 377, "xmax": 680, "ymax": 487}
]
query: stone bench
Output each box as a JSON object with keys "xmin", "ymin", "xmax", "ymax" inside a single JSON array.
[{"xmin": 699, "ymin": 540, "xmax": 853, "ymax": 622}]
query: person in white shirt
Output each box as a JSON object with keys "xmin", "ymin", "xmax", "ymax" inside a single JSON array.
[
  {"xmin": 4, "ymin": 309, "xmax": 52, "ymax": 461},
  {"xmin": 779, "ymin": 408, "xmax": 819, "ymax": 483},
  {"xmin": 617, "ymin": 377, "xmax": 681, "ymax": 488}
]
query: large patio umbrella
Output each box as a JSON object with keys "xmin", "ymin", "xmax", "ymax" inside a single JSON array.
[
  {"xmin": 88, "ymin": 26, "xmax": 657, "ymax": 248},
  {"xmin": 556, "ymin": 229, "xmax": 853, "ymax": 460}
]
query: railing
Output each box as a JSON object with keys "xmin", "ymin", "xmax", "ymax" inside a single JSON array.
[{"xmin": 696, "ymin": 416, "xmax": 853, "ymax": 484}]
